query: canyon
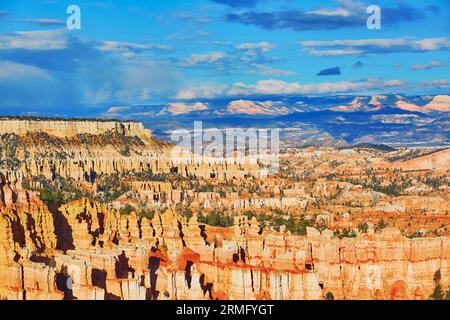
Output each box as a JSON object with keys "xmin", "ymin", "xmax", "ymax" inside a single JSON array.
[{"xmin": 0, "ymin": 118, "xmax": 449, "ymax": 300}]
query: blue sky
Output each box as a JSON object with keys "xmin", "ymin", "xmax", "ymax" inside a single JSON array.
[{"xmin": 0, "ymin": 0, "xmax": 449, "ymax": 115}]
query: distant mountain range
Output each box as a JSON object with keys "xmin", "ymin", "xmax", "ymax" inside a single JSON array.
[{"xmin": 96, "ymin": 94, "xmax": 450, "ymax": 148}]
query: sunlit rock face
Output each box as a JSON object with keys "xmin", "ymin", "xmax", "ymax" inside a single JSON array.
[
  {"xmin": 0, "ymin": 118, "xmax": 152, "ymax": 139},
  {"xmin": 0, "ymin": 118, "xmax": 449, "ymax": 300},
  {"xmin": 1, "ymin": 199, "xmax": 449, "ymax": 300}
]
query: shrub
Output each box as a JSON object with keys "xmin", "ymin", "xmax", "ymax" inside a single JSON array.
[
  {"xmin": 47, "ymin": 258, "xmax": 56, "ymax": 269},
  {"xmin": 406, "ymin": 231, "xmax": 424, "ymax": 239},
  {"xmin": 198, "ymin": 210, "xmax": 233, "ymax": 227},
  {"xmin": 374, "ymin": 219, "xmax": 387, "ymax": 233},
  {"xmin": 119, "ymin": 204, "xmax": 134, "ymax": 216},
  {"xmin": 357, "ymin": 222, "xmax": 369, "ymax": 233},
  {"xmin": 243, "ymin": 210, "xmax": 256, "ymax": 220},
  {"xmin": 138, "ymin": 208, "xmax": 155, "ymax": 220},
  {"xmin": 180, "ymin": 208, "xmax": 193, "ymax": 221},
  {"xmin": 39, "ymin": 189, "xmax": 64, "ymax": 205},
  {"xmin": 325, "ymin": 291, "xmax": 335, "ymax": 300},
  {"xmin": 430, "ymin": 270, "xmax": 445, "ymax": 300},
  {"xmin": 285, "ymin": 215, "xmax": 309, "ymax": 235},
  {"xmin": 336, "ymin": 228, "xmax": 357, "ymax": 239},
  {"xmin": 120, "ymin": 146, "xmax": 130, "ymax": 157},
  {"xmin": 430, "ymin": 284, "xmax": 444, "ymax": 300},
  {"xmin": 434, "ymin": 269, "xmax": 442, "ymax": 283}
]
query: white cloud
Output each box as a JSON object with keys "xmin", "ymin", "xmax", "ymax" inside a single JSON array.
[
  {"xmin": 0, "ymin": 29, "xmax": 68, "ymax": 50},
  {"xmin": 304, "ymin": 48, "xmax": 364, "ymax": 57},
  {"xmin": 98, "ymin": 41, "xmax": 172, "ymax": 52},
  {"xmin": 235, "ymin": 42, "xmax": 275, "ymax": 54},
  {"xmin": 411, "ymin": 60, "xmax": 446, "ymax": 71},
  {"xmin": 0, "ymin": 60, "xmax": 52, "ymax": 80},
  {"xmin": 182, "ymin": 51, "xmax": 227, "ymax": 66},
  {"xmin": 21, "ymin": 18, "xmax": 65, "ymax": 25},
  {"xmin": 299, "ymin": 37, "xmax": 450, "ymax": 56},
  {"xmin": 421, "ymin": 79, "xmax": 450, "ymax": 89},
  {"xmin": 306, "ymin": 9, "xmax": 351, "ymax": 17},
  {"xmin": 175, "ymin": 78, "xmax": 407, "ymax": 99},
  {"xmin": 174, "ymin": 84, "xmax": 227, "ymax": 99},
  {"xmin": 250, "ymin": 64, "xmax": 297, "ymax": 76}
]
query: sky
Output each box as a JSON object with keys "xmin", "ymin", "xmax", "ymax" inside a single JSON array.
[{"xmin": 0, "ymin": 0, "xmax": 449, "ymax": 115}]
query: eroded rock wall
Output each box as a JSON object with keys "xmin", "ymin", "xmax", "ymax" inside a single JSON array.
[{"xmin": 1, "ymin": 198, "xmax": 448, "ymax": 300}]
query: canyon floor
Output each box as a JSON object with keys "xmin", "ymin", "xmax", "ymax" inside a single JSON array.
[{"xmin": 0, "ymin": 118, "xmax": 449, "ymax": 300}]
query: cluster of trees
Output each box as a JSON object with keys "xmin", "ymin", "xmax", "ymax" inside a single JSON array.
[
  {"xmin": 430, "ymin": 270, "xmax": 450, "ymax": 300},
  {"xmin": 24, "ymin": 174, "xmax": 85, "ymax": 206},
  {"xmin": 133, "ymin": 170, "xmax": 173, "ymax": 182},
  {"xmin": 325, "ymin": 291, "xmax": 335, "ymax": 300},
  {"xmin": 357, "ymin": 222, "xmax": 369, "ymax": 233},
  {"xmin": 0, "ymin": 133, "xmax": 21, "ymax": 170},
  {"xmin": 138, "ymin": 208, "xmax": 156, "ymax": 220},
  {"xmin": 405, "ymin": 231, "xmax": 425, "ymax": 239},
  {"xmin": 24, "ymin": 172, "xmax": 135, "ymax": 207},
  {"xmin": 419, "ymin": 175, "xmax": 449, "ymax": 189},
  {"xmin": 345, "ymin": 175, "xmax": 412, "ymax": 197},
  {"xmin": 198, "ymin": 210, "xmax": 233, "ymax": 227},
  {"xmin": 243, "ymin": 210, "xmax": 329, "ymax": 236},
  {"xmin": 333, "ymin": 228, "xmax": 357, "ymax": 239},
  {"xmin": 374, "ymin": 218, "xmax": 387, "ymax": 233},
  {"xmin": 119, "ymin": 204, "xmax": 134, "ymax": 216},
  {"xmin": 95, "ymin": 173, "xmax": 131, "ymax": 203}
]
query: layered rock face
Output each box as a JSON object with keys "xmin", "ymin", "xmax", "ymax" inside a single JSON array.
[
  {"xmin": 0, "ymin": 118, "xmax": 449, "ymax": 300},
  {"xmin": 1, "ymin": 198, "xmax": 448, "ymax": 300},
  {"xmin": 0, "ymin": 118, "xmax": 151, "ymax": 139}
]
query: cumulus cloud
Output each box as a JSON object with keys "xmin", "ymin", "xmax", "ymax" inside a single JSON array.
[
  {"xmin": 299, "ymin": 37, "xmax": 450, "ymax": 56},
  {"xmin": 98, "ymin": 41, "xmax": 173, "ymax": 53},
  {"xmin": 0, "ymin": 60, "xmax": 79, "ymax": 112},
  {"xmin": 174, "ymin": 84, "xmax": 228, "ymax": 99},
  {"xmin": 250, "ymin": 64, "xmax": 296, "ymax": 76},
  {"xmin": 96, "ymin": 41, "xmax": 173, "ymax": 60},
  {"xmin": 175, "ymin": 78, "xmax": 407, "ymax": 99},
  {"xmin": 0, "ymin": 29, "xmax": 181, "ymax": 110},
  {"xmin": 421, "ymin": 79, "xmax": 450, "ymax": 89},
  {"xmin": 226, "ymin": 10, "xmax": 364, "ymax": 31},
  {"xmin": 411, "ymin": 60, "xmax": 447, "ymax": 71},
  {"xmin": 0, "ymin": 29, "xmax": 69, "ymax": 50},
  {"xmin": 0, "ymin": 60, "xmax": 52, "ymax": 81},
  {"xmin": 235, "ymin": 41, "xmax": 275, "ymax": 54},
  {"xmin": 305, "ymin": 9, "xmax": 351, "ymax": 17},
  {"xmin": 87, "ymin": 60, "xmax": 181, "ymax": 104},
  {"xmin": 228, "ymin": 79, "xmax": 406, "ymax": 96},
  {"xmin": 21, "ymin": 18, "xmax": 66, "ymax": 26},
  {"xmin": 182, "ymin": 51, "xmax": 227, "ymax": 66},
  {"xmin": 225, "ymin": 3, "xmax": 428, "ymax": 31}
]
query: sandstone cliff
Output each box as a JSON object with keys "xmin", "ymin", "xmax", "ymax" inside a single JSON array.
[
  {"xmin": 1, "ymin": 196, "xmax": 449, "ymax": 300},
  {"xmin": 0, "ymin": 118, "xmax": 449, "ymax": 300},
  {"xmin": 0, "ymin": 118, "xmax": 151, "ymax": 140}
]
